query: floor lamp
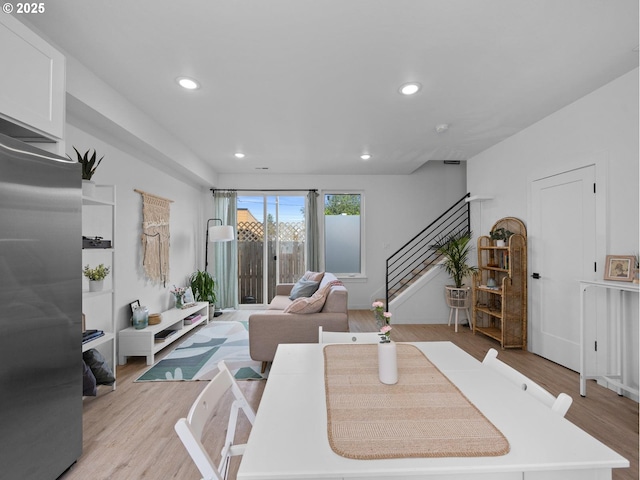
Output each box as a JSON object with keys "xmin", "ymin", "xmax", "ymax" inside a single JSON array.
[{"xmin": 205, "ymin": 218, "xmax": 235, "ymax": 316}]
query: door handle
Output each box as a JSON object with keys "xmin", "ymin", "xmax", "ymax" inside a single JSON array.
[{"xmin": 531, "ymin": 273, "xmax": 541, "ymax": 279}]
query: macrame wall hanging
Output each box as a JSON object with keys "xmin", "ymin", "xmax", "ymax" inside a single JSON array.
[{"xmin": 135, "ymin": 189, "xmax": 173, "ymax": 286}]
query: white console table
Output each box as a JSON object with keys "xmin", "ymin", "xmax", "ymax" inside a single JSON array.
[
  {"xmin": 579, "ymin": 280, "xmax": 639, "ymax": 397},
  {"xmin": 118, "ymin": 302, "xmax": 209, "ymax": 365}
]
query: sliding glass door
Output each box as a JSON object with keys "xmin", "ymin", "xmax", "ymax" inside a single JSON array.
[{"xmin": 237, "ymin": 195, "xmax": 306, "ymax": 306}]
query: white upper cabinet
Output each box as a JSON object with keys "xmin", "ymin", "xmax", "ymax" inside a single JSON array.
[{"xmin": 0, "ymin": 15, "xmax": 65, "ymax": 139}]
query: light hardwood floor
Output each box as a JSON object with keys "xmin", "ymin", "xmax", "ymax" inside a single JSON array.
[{"xmin": 64, "ymin": 310, "xmax": 638, "ymax": 480}]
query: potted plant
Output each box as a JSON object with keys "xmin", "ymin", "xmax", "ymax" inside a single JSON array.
[
  {"xmin": 83, "ymin": 263, "xmax": 110, "ymax": 292},
  {"xmin": 68, "ymin": 146, "xmax": 104, "ymax": 197},
  {"xmin": 489, "ymin": 227, "xmax": 513, "ymax": 247},
  {"xmin": 189, "ymin": 270, "xmax": 218, "ymax": 319},
  {"xmin": 432, "ymin": 231, "xmax": 479, "ymax": 329}
]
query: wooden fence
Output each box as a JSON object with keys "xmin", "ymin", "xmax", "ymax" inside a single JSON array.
[{"xmin": 237, "ymin": 221, "xmax": 306, "ymax": 304}]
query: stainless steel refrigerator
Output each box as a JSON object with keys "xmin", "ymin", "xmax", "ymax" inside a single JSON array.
[{"xmin": 0, "ymin": 133, "xmax": 82, "ymax": 479}]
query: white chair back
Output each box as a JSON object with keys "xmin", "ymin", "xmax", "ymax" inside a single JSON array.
[
  {"xmin": 482, "ymin": 348, "xmax": 572, "ymax": 417},
  {"xmin": 319, "ymin": 326, "xmax": 381, "ymax": 344},
  {"xmin": 174, "ymin": 360, "xmax": 256, "ymax": 480}
]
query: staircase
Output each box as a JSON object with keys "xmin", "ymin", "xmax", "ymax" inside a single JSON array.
[{"xmin": 385, "ymin": 193, "xmax": 471, "ymax": 308}]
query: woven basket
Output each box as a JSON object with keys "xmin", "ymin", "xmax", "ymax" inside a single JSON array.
[{"xmin": 148, "ymin": 313, "xmax": 162, "ymax": 325}]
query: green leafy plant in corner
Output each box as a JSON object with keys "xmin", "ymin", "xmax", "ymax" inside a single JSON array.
[
  {"xmin": 83, "ymin": 264, "xmax": 110, "ymax": 281},
  {"xmin": 189, "ymin": 270, "xmax": 217, "ymax": 305},
  {"xmin": 68, "ymin": 146, "xmax": 104, "ymax": 181},
  {"xmin": 432, "ymin": 231, "xmax": 478, "ymax": 288}
]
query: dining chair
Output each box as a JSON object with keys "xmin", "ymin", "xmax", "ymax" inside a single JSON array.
[
  {"xmin": 319, "ymin": 326, "xmax": 381, "ymax": 344},
  {"xmin": 482, "ymin": 348, "xmax": 573, "ymax": 417},
  {"xmin": 174, "ymin": 360, "xmax": 256, "ymax": 480}
]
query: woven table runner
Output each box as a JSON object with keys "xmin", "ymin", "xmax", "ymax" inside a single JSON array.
[{"xmin": 323, "ymin": 343, "xmax": 510, "ymax": 460}]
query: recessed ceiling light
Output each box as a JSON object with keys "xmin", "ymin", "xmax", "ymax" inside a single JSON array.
[
  {"xmin": 360, "ymin": 154, "xmax": 371, "ymax": 160},
  {"xmin": 435, "ymin": 123, "xmax": 449, "ymax": 134},
  {"xmin": 176, "ymin": 77, "xmax": 200, "ymax": 90},
  {"xmin": 399, "ymin": 82, "xmax": 421, "ymax": 95},
  {"xmin": 234, "ymin": 152, "xmax": 245, "ymax": 159}
]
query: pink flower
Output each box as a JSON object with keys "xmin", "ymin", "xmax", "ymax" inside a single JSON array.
[
  {"xmin": 383, "ymin": 312, "xmax": 392, "ymax": 319},
  {"xmin": 372, "ymin": 301, "xmax": 384, "ymax": 308},
  {"xmin": 380, "ymin": 325, "xmax": 392, "ymax": 334}
]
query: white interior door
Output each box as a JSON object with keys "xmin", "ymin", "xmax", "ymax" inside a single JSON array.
[{"xmin": 530, "ymin": 166, "xmax": 596, "ymax": 371}]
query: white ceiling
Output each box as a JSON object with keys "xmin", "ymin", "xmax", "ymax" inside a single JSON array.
[{"xmin": 24, "ymin": 0, "xmax": 638, "ymax": 175}]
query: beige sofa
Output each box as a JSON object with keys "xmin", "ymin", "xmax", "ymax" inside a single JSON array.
[{"xmin": 248, "ymin": 272, "xmax": 348, "ymax": 365}]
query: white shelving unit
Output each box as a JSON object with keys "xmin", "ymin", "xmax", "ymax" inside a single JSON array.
[
  {"xmin": 118, "ymin": 302, "xmax": 209, "ymax": 365},
  {"xmin": 82, "ymin": 185, "xmax": 116, "ymax": 391}
]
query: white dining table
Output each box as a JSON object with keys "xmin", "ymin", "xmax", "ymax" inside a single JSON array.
[{"xmin": 237, "ymin": 341, "xmax": 628, "ymax": 480}]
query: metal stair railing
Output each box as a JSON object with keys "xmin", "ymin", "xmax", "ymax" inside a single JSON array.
[{"xmin": 385, "ymin": 193, "xmax": 471, "ymax": 308}]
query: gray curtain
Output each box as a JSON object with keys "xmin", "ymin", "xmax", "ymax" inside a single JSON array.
[
  {"xmin": 213, "ymin": 190, "xmax": 238, "ymax": 309},
  {"xmin": 306, "ymin": 190, "xmax": 320, "ymax": 271}
]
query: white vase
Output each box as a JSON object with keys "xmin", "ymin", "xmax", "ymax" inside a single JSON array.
[
  {"xmin": 82, "ymin": 180, "xmax": 96, "ymax": 197},
  {"xmin": 496, "ymin": 239, "xmax": 506, "ymax": 247},
  {"xmin": 378, "ymin": 341, "xmax": 398, "ymax": 385},
  {"xmin": 89, "ymin": 280, "xmax": 103, "ymax": 292}
]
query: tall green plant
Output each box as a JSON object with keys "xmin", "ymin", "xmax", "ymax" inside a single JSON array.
[
  {"xmin": 189, "ymin": 270, "xmax": 217, "ymax": 305},
  {"xmin": 433, "ymin": 231, "xmax": 478, "ymax": 288}
]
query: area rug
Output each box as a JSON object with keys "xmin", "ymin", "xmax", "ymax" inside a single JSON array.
[{"xmin": 135, "ymin": 316, "xmax": 268, "ymax": 382}]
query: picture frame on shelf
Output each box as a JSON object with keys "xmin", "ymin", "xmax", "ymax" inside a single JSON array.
[
  {"xmin": 129, "ymin": 299, "xmax": 141, "ymax": 315},
  {"xmin": 603, "ymin": 255, "xmax": 634, "ymax": 282}
]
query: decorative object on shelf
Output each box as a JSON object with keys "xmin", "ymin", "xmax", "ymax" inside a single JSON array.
[
  {"xmin": 83, "ymin": 263, "xmax": 110, "ymax": 292},
  {"xmin": 82, "ymin": 235, "xmax": 112, "ymax": 249},
  {"xmin": 189, "ymin": 270, "xmax": 217, "ymax": 319},
  {"xmin": 378, "ymin": 340, "xmax": 398, "ymax": 385},
  {"xmin": 489, "ymin": 227, "xmax": 513, "ymax": 247},
  {"xmin": 132, "ymin": 305, "xmax": 149, "ymax": 330},
  {"xmin": 129, "ymin": 299, "xmax": 141, "ymax": 315},
  {"xmin": 148, "ymin": 313, "xmax": 162, "ymax": 325},
  {"xmin": 68, "ymin": 146, "xmax": 104, "ymax": 197},
  {"xmin": 603, "ymin": 255, "xmax": 635, "ymax": 282},
  {"xmin": 372, "ymin": 301, "xmax": 391, "ymax": 330},
  {"xmin": 135, "ymin": 189, "xmax": 173, "ymax": 287},
  {"xmin": 171, "ymin": 286, "xmax": 187, "ymax": 309}
]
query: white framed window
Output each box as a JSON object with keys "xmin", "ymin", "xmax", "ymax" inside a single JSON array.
[{"xmin": 323, "ymin": 192, "xmax": 364, "ymax": 277}]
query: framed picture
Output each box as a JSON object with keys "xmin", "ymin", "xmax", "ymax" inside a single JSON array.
[
  {"xmin": 129, "ymin": 299, "xmax": 141, "ymax": 315},
  {"xmin": 603, "ymin": 255, "xmax": 635, "ymax": 282}
]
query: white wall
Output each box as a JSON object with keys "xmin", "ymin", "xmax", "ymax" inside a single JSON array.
[
  {"xmin": 467, "ymin": 68, "xmax": 639, "ymax": 396},
  {"xmin": 68, "ymin": 122, "xmax": 210, "ymax": 333},
  {"xmin": 218, "ymin": 160, "xmax": 467, "ymax": 313}
]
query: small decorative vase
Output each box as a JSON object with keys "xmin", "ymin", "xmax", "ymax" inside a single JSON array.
[
  {"xmin": 496, "ymin": 239, "xmax": 506, "ymax": 247},
  {"xmin": 173, "ymin": 293, "xmax": 184, "ymax": 309},
  {"xmin": 82, "ymin": 180, "xmax": 96, "ymax": 198},
  {"xmin": 378, "ymin": 341, "xmax": 398, "ymax": 385},
  {"xmin": 132, "ymin": 305, "xmax": 149, "ymax": 330},
  {"xmin": 88, "ymin": 280, "xmax": 103, "ymax": 292}
]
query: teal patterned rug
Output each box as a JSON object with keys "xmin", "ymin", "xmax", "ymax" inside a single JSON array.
[{"xmin": 135, "ymin": 318, "xmax": 268, "ymax": 382}]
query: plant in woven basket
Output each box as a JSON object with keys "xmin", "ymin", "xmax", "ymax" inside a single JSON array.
[{"xmin": 432, "ymin": 230, "xmax": 478, "ymax": 288}]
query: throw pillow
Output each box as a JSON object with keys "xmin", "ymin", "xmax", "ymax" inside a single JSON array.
[
  {"xmin": 83, "ymin": 348, "xmax": 115, "ymax": 385},
  {"xmin": 284, "ymin": 283, "xmax": 331, "ymax": 314},
  {"xmin": 82, "ymin": 360, "xmax": 97, "ymax": 396},
  {"xmin": 302, "ymin": 271, "xmax": 325, "ymax": 283},
  {"xmin": 289, "ymin": 279, "xmax": 320, "ymax": 300}
]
